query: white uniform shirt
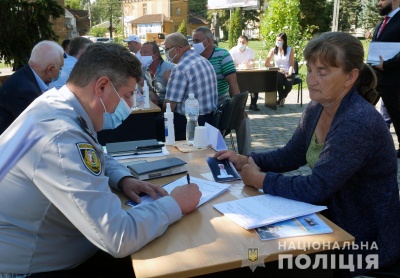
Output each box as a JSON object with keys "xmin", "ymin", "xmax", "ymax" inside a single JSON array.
[
  {"xmin": 0, "ymin": 86, "xmax": 182, "ymax": 274},
  {"xmin": 229, "ymin": 46, "xmax": 255, "ymax": 65}
]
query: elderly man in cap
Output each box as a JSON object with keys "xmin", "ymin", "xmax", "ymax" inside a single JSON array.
[{"xmin": 123, "ymin": 34, "xmax": 142, "ymax": 59}]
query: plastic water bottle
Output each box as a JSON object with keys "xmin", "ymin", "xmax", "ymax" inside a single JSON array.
[
  {"xmin": 136, "ymin": 88, "xmax": 144, "ymax": 109},
  {"xmin": 143, "ymin": 82, "xmax": 150, "ymax": 109},
  {"xmin": 258, "ymin": 57, "xmax": 262, "ymax": 69},
  {"xmin": 164, "ymin": 103, "xmax": 175, "ymax": 145},
  {"xmin": 185, "ymin": 93, "xmax": 199, "ymax": 143}
]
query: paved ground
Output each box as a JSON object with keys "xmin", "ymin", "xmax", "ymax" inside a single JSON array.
[{"xmin": 234, "ymin": 88, "xmax": 400, "ymax": 190}]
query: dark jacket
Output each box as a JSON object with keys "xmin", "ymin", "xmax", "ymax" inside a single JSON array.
[
  {"xmin": 0, "ymin": 64, "xmax": 42, "ymax": 134},
  {"xmin": 251, "ymin": 88, "xmax": 400, "ymax": 275},
  {"xmin": 372, "ymin": 10, "xmax": 400, "ymax": 86}
]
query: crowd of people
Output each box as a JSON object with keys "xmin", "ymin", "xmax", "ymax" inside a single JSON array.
[{"xmin": 0, "ymin": 5, "xmax": 399, "ymax": 275}]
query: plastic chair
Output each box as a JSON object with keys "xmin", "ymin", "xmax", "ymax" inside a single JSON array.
[
  {"xmin": 212, "ymin": 91, "xmax": 249, "ymax": 152},
  {"xmin": 293, "ymin": 60, "xmax": 303, "ymax": 107}
]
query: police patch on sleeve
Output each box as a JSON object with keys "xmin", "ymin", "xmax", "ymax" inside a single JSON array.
[{"xmin": 77, "ymin": 143, "xmax": 102, "ymax": 176}]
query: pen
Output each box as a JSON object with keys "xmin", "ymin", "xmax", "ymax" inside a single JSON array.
[
  {"xmin": 186, "ymin": 173, "xmax": 190, "ymax": 184},
  {"xmin": 136, "ymin": 144, "xmax": 165, "ymax": 150}
]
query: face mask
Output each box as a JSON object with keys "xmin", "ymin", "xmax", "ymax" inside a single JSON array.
[
  {"xmin": 140, "ymin": 55, "xmax": 154, "ymax": 67},
  {"xmin": 193, "ymin": 39, "xmax": 207, "ymax": 55},
  {"xmin": 50, "ymin": 67, "xmax": 61, "ymax": 82},
  {"xmin": 239, "ymin": 44, "xmax": 246, "ymax": 51},
  {"xmin": 100, "ymin": 82, "xmax": 132, "ymax": 130},
  {"xmin": 276, "ymin": 41, "xmax": 283, "ymax": 48},
  {"xmin": 165, "ymin": 47, "xmax": 177, "ymax": 63}
]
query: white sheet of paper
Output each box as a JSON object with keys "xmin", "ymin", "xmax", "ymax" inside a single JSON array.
[
  {"xmin": 128, "ymin": 176, "xmax": 230, "ymax": 208},
  {"xmin": 367, "ymin": 42, "xmax": 400, "ymax": 65},
  {"xmin": 205, "ymin": 123, "xmax": 228, "ymax": 151},
  {"xmin": 213, "ymin": 194, "xmax": 328, "ymax": 230},
  {"xmin": 0, "ymin": 117, "xmax": 42, "ymax": 182}
]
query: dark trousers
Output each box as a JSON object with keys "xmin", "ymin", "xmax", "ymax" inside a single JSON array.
[
  {"xmin": 28, "ymin": 250, "xmax": 134, "ymax": 278},
  {"xmin": 250, "ymin": 92, "xmax": 259, "ymax": 106},
  {"xmin": 156, "ymin": 112, "xmax": 214, "ymax": 142},
  {"xmin": 277, "ymin": 72, "xmax": 294, "ymax": 101},
  {"xmin": 377, "ymin": 84, "xmax": 400, "ymax": 146}
]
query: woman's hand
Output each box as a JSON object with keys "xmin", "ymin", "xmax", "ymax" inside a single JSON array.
[
  {"xmin": 213, "ymin": 150, "xmax": 249, "ymax": 171},
  {"xmin": 241, "ymin": 157, "xmax": 265, "ymax": 189}
]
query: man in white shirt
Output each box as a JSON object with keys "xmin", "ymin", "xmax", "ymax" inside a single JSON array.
[
  {"xmin": 229, "ymin": 35, "xmax": 255, "ymax": 69},
  {"xmin": 229, "ymin": 35, "xmax": 259, "ymax": 111},
  {"xmin": 123, "ymin": 34, "xmax": 142, "ymax": 59}
]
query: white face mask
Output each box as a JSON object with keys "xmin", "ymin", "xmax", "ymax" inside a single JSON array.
[
  {"xmin": 193, "ymin": 39, "xmax": 207, "ymax": 55},
  {"xmin": 276, "ymin": 41, "xmax": 283, "ymax": 48},
  {"xmin": 140, "ymin": 55, "xmax": 154, "ymax": 67},
  {"xmin": 239, "ymin": 44, "xmax": 246, "ymax": 51},
  {"xmin": 165, "ymin": 47, "xmax": 177, "ymax": 63}
]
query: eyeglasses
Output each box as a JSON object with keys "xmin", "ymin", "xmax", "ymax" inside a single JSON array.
[{"xmin": 164, "ymin": 45, "xmax": 179, "ymax": 52}]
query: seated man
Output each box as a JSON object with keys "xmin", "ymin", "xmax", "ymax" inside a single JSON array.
[
  {"xmin": 0, "ymin": 43, "xmax": 201, "ymax": 276},
  {"xmin": 229, "ymin": 35, "xmax": 259, "ymax": 111},
  {"xmin": 229, "ymin": 35, "xmax": 255, "ymax": 69},
  {"xmin": 139, "ymin": 41, "xmax": 174, "ymax": 107},
  {"xmin": 193, "ymin": 26, "xmax": 252, "ymax": 155},
  {"xmin": 156, "ymin": 32, "xmax": 218, "ymax": 141},
  {"xmin": 49, "ymin": 37, "xmax": 93, "ymax": 89},
  {"xmin": 0, "ymin": 40, "xmax": 64, "ymax": 134}
]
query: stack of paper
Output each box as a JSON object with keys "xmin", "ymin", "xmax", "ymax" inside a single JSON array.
[
  {"xmin": 213, "ymin": 194, "xmax": 327, "ymax": 230},
  {"xmin": 126, "ymin": 176, "xmax": 230, "ymax": 208}
]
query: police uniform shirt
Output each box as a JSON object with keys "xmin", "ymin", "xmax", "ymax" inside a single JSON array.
[{"xmin": 0, "ymin": 85, "xmax": 182, "ymax": 274}]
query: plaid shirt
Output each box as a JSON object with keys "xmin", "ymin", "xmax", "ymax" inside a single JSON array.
[{"xmin": 166, "ymin": 49, "xmax": 217, "ymax": 115}]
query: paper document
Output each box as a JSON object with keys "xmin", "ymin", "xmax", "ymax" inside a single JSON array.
[
  {"xmin": 367, "ymin": 42, "xmax": 400, "ymax": 65},
  {"xmin": 126, "ymin": 176, "xmax": 230, "ymax": 208},
  {"xmin": 0, "ymin": 117, "xmax": 42, "ymax": 182},
  {"xmin": 205, "ymin": 123, "xmax": 228, "ymax": 151},
  {"xmin": 213, "ymin": 194, "xmax": 327, "ymax": 230},
  {"xmin": 255, "ymin": 213, "xmax": 333, "ymax": 241}
]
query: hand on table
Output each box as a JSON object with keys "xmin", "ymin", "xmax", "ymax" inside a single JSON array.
[
  {"xmin": 119, "ymin": 177, "xmax": 168, "ymax": 204},
  {"xmin": 213, "ymin": 150, "xmax": 249, "ymax": 171},
  {"xmin": 241, "ymin": 157, "xmax": 264, "ymax": 189},
  {"xmin": 170, "ymin": 183, "xmax": 201, "ymax": 214}
]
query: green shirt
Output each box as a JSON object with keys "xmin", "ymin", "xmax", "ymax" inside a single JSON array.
[{"xmin": 208, "ymin": 47, "xmax": 237, "ymax": 99}]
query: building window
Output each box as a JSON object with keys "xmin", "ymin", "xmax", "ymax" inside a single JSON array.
[
  {"xmin": 175, "ymin": 8, "xmax": 181, "ymax": 16},
  {"xmin": 143, "ymin": 3, "xmax": 147, "ymax": 15}
]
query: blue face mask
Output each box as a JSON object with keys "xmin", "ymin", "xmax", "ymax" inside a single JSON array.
[
  {"xmin": 100, "ymin": 82, "xmax": 132, "ymax": 130},
  {"xmin": 51, "ymin": 67, "xmax": 61, "ymax": 82}
]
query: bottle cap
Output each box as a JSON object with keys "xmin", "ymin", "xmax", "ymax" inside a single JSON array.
[
  {"xmin": 189, "ymin": 93, "xmax": 194, "ymax": 98},
  {"xmin": 166, "ymin": 102, "xmax": 172, "ymax": 112}
]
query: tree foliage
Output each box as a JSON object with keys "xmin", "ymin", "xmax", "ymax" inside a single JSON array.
[
  {"xmin": 177, "ymin": 19, "xmax": 187, "ymax": 36},
  {"xmin": 299, "ymin": 0, "xmax": 332, "ymax": 35},
  {"xmin": 0, "ymin": 0, "xmax": 64, "ymax": 68},
  {"xmin": 338, "ymin": 0, "xmax": 362, "ymax": 31},
  {"xmin": 91, "ymin": 0, "xmax": 121, "ymax": 26},
  {"xmin": 259, "ymin": 0, "xmax": 310, "ymax": 62},
  {"xmin": 228, "ymin": 8, "xmax": 242, "ymax": 49},
  {"xmin": 189, "ymin": 0, "xmax": 208, "ymax": 18}
]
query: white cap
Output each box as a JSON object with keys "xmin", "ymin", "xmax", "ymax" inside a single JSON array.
[
  {"xmin": 189, "ymin": 93, "xmax": 194, "ymax": 98},
  {"xmin": 166, "ymin": 102, "xmax": 172, "ymax": 112},
  {"xmin": 123, "ymin": 35, "xmax": 141, "ymax": 43}
]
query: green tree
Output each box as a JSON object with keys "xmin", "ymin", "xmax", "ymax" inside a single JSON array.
[
  {"xmin": 259, "ymin": 0, "xmax": 310, "ymax": 62},
  {"xmin": 338, "ymin": 0, "xmax": 362, "ymax": 32},
  {"xmin": 64, "ymin": 0, "xmax": 81, "ymax": 9},
  {"xmin": 228, "ymin": 8, "xmax": 242, "ymax": 49},
  {"xmin": 361, "ymin": 0, "xmax": 381, "ymax": 35},
  {"xmin": 91, "ymin": 0, "xmax": 121, "ymax": 27},
  {"xmin": 189, "ymin": 0, "xmax": 208, "ymax": 18},
  {"xmin": 90, "ymin": 26, "xmax": 108, "ymax": 37},
  {"xmin": 0, "ymin": 0, "xmax": 64, "ymax": 69},
  {"xmin": 177, "ymin": 20, "xmax": 187, "ymax": 36},
  {"xmin": 299, "ymin": 0, "xmax": 332, "ymax": 35}
]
